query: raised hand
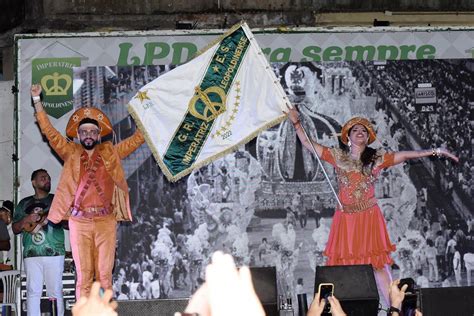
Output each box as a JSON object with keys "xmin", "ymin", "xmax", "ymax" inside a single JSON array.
[
  {"xmin": 287, "ymin": 108, "xmax": 300, "ymax": 124},
  {"xmin": 72, "ymin": 282, "xmax": 117, "ymax": 316},
  {"xmin": 389, "ymin": 279, "xmax": 408, "ymax": 310},
  {"xmin": 436, "ymin": 147, "xmax": 459, "ymax": 163},
  {"xmin": 179, "ymin": 251, "xmax": 265, "ymax": 316},
  {"xmin": 31, "ymin": 84, "xmax": 42, "ymax": 97},
  {"xmin": 307, "ymin": 291, "xmax": 325, "ymax": 316},
  {"xmin": 206, "ymin": 252, "xmax": 265, "ymax": 316},
  {"xmin": 328, "ymin": 296, "xmax": 346, "ymax": 316}
]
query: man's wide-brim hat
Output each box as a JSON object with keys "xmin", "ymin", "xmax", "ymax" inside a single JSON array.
[
  {"xmin": 340, "ymin": 117, "xmax": 377, "ymax": 145},
  {"xmin": 66, "ymin": 107, "xmax": 113, "ymax": 138}
]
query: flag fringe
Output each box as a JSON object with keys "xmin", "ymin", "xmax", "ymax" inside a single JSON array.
[{"xmin": 127, "ymin": 104, "xmax": 176, "ymax": 182}]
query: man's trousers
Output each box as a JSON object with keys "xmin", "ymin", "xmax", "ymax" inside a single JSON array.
[
  {"xmin": 69, "ymin": 213, "xmax": 116, "ymax": 298},
  {"xmin": 24, "ymin": 255, "xmax": 65, "ymax": 316}
]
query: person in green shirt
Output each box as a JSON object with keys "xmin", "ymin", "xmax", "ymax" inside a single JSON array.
[{"xmin": 13, "ymin": 169, "xmax": 65, "ymax": 316}]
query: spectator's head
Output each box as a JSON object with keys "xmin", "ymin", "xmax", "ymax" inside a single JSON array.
[
  {"xmin": 449, "ymin": 231, "xmax": 456, "ymax": 239},
  {"xmin": 0, "ymin": 200, "xmax": 13, "ymax": 224},
  {"xmin": 121, "ymin": 284, "xmax": 129, "ymax": 295},
  {"xmin": 1, "ymin": 200, "xmax": 13, "ymax": 214},
  {"xmin": 31, "ymin": 169, "xmax": 51, "ymax": 194},
  {"xmin": 426, "ymin": 239, "xmax": 434, "ymax": 247},
  {"xmin": 262, "ymin": 237, "xmax": 267, "ymax": 243},
  {"xmin": 437, "ymin": 231, "xmax": 442, "ymax": 236},
  {"xmin": 417, "ymin": 269, "xmax": 423, "ymax": 276},
  {"xmin": 130, "ymin": 269, "xmax": 139, "ymax": 282}
]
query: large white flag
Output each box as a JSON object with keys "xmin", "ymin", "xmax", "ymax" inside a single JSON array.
[{"xmin": 128, "ymin": 22, "xmax": 291, "ymax": 182}]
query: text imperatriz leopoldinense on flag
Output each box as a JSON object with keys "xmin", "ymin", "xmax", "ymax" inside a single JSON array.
[{"xmin": 128, "ymin": 22, "xmax": 292, "ymax": 182}]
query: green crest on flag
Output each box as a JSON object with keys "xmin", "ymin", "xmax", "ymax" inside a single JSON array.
[
  {"xmin": 163, "ymin": 27, "xmax": 250, "ymax": 176},
  {"xmin": 31, "ymin": 58, "xmax": 81, "ymax": 118}
]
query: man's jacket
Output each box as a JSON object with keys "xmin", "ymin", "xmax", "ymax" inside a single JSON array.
[{"xmin": 36, "ymin": 111, "xmax": 145, "ymax": 222}]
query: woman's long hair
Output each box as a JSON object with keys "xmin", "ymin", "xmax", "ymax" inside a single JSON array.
[{"xmin": 360, "ymin": 146, "xmax": 378, "ymax": 174}]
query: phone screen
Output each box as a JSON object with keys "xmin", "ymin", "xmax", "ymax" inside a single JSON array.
[
  {"xmin": 319, "ymin": 283, "xmax": 334, "ymax": 313},
  {"xmin": 319, "ymin": 284, "xmax": 333, "ymax": 300}
]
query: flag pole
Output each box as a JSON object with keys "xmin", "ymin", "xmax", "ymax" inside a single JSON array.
[{"xmin": 296, "ymin": 117, "xmax": 344, "ymax": 211}]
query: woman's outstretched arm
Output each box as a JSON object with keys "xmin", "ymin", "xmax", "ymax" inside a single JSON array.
[{"xmin": 392, "ymin": 147, "xmax": 459, "ymax": 165}]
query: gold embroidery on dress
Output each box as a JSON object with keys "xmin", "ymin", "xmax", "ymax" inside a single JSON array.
[
  {"xmin": 330, "ymin": 148, "xmax": 386, "ymax": 201},
  {"xmin": 329, "ymin": 148, "xmax": 386, "ymax": 172}
]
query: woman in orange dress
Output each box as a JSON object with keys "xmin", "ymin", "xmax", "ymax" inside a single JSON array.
[{"xmin": 288, "ymin": 109, "xmax": 458, "ymax": 304}]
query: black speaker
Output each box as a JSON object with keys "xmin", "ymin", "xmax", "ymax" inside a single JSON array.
[
  {"xmin": 250, "ymin": 266, "xmax": 278, "ymax": 316},
  {"xmin": 314, "ymin": 265, "xmax": 379, "ymax": 316},
  {"xmin": 420, "ymin": 286, "xmax": 474, "ymax": 316},
  {"xmin": 117, "ymin": 298, "xmax": 189, "ymax": 316}
]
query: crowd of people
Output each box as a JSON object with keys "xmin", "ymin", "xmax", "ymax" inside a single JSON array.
[
  {"xmin": 363, "ymin": 59, "xmax": 472, "ymax": 200},
  {"xmin": 103, "ymin": 65, "xmax": 175, "ymax": 104},
  {"xmin": 113, "ymin": 149, "xmax": 264, "ymax": 300},
  {"xmin": 395, "ymin": 190, "xmax": 474, "ymax": 288},
  {"xmin": 113, "ymin": 163, "xmax": 192, "ymax": 299}
]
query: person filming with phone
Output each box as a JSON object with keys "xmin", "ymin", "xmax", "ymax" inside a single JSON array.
[
  {"xmin": 307, "ymin": 282, "xmax": 346, "ymax": 316},
  {"xmin": 307, "ymin": 279, "xmax": 423, "ymax": 316}
]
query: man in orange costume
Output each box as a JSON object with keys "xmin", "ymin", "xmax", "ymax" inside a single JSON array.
[{"xmin": 31, "ymin": 84, "xmax": 145, "ymax": 298}]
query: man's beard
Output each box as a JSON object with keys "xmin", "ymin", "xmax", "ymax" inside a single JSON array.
[
  {"xmin": 38, "ymin": 183, "xmax": 51, "ymax": 193},
  {"xmin": 80, "ymin": 138, "xmax": 98, "ymax": 150},
  {"xmin": 42, "ymin": 184, "xmax": 51, "ymax": 193}
]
